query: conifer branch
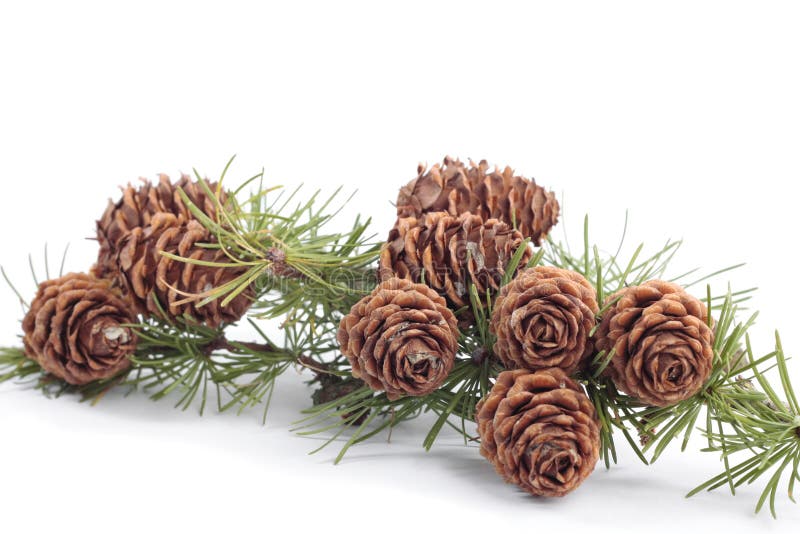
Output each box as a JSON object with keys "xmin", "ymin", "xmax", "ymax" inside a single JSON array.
[{"xmin": 3, "ymin": 163, "xmax": 797, "ymax": 516}]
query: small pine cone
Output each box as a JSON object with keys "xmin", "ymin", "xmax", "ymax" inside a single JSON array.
[
  {"xmin": 312, "ymin": 374, "xmax": 368, "ymax": 425},
  {"xmin": 94, "ymin": 174, "xmax": 225, "ymax": 280},
  {"xmin": 476, "ymin": 368, "xmax": 600, "ymax": 497},
  {"xmin": 396, "ymin": 157, "xmax": 560, "ymax": 245},
  {"xmin": 22, "ymin": 273, "xmax": 137, "ymax": 385},
  {"xmin": 595, "ymin": 280, "xmax": 714, "ymax": 407},
  {"xmin": 379, "ymin": 212, "xmax": 532, "ymax": 309},
  {"xmin": 116, "ymin": 219, "xmax": 253, "ymax": 328},
  {"xmin": 491, "ymin": 266, "xmax": 598, "ymax": 374},
  {"xmin": 337, "ymin": 277, "xmax": 459, "ymax": 400}
]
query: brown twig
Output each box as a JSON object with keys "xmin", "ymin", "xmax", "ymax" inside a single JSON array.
[{"xmin": 201, "ymin": 335, "xmax": 277, "ymax": 357}]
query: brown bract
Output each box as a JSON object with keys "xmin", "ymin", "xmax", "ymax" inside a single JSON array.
[
  {"xmin": 396, "ymin": 156, "xmax": 559, "ymax": 245},
  {"xmin": 491, "ymin": 266, "xmax": 598, "ymax": 373},
  {"xmin": 476, "ymin": 368, "xmax": 600, "ymax": 497},
  {"xmin": 337, "ymin": 278, "xmax": 459, "ymax": 400},
  {"xmin": 595, "ymin": 280, "xmax": 714, "ymax": 407},
  {"xmin": 379, "ymin": 211, "xmax": 531, "ymax": 309},
  {"xmin": 22, "ymin": 273, "xmax": 137, "ymax": 385},
  {"xmin": 116, "ymin": 219, "xmax": 253, "ymax": 328}
]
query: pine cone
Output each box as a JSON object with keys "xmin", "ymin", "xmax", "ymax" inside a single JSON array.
[
  {"xmin": 337, "ymin": 277, "xmax": 459, "ymax": 400},
  {"xmin": 396, "ymin": 157, "xmax": 559, "ymax": 245},
  {"xmin": 379, "ymin": 212, "xmax": 532, "ymax": 310},
  {"xmin": 312, "ymin": 374, "xmax": 368, "ymax": 425},
  {"xmin": 595, "ymin": 280, "xmax": 714, "ymax": 407},
  {"xmin": 476, "ymin": 368, "xmax": 600, "ymax": 498},
  {"xmin": 22, "ymin": 273, "xmax": 137, "ymax": 385},
  {"xmin": 491, "ymin": 266, "xmax": 598, "ymax": 374},
  {"xmin": 93, "ymin": 174, "xmax": 252, "ymax": 327},
  {"xmin": 94, "ymin": 174, "xmax": 225, "ymax": 280},
  {"xmin": 116, "ymin": 219, "xmax": 253, "ymax": 328}
]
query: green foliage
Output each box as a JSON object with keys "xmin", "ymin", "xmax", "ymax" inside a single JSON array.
[
  {"xmin": 0, "ymin": 347, "xmax": 40, "ymax": 383},
  {"xmin": 544, "ymin": 214, "xmax": 754, "ymax": 308},
  {"xmin": 293, "ymin": 386, "xmax": 425, "ymax": 464},
  {"xmin": 168, "ymin": 158, "xmax": 381, "ymax": 322},
  {"xmin": 582, "ymin": 372, "xmax": 649, "ymax": 468},
  {"xmin": 689, "ymin": 332, "xmax": 800, "ymax": 517}
]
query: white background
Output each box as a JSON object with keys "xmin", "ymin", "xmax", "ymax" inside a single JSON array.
[{"xmin": 1, "ymin": 1, "xmax": 799, "ymax": 533}]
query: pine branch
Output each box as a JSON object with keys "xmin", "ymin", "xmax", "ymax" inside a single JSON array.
[
  {"xmin": 5, "ymin": 164, "xmax": 797, "ymax": 516},
  {"xmin": 690, "ymin": 332, "xmax": 800, "ymax": 517},
  {"xmin": 1, "ymin": 316, "xmax": 305, "ymax": 417},
  {"xmin": 546, "ymin": 215, "xmax": 797, "ymax": 515},
  {"xmin": 171, "ymin": 171, "xmax": 382, "ymax": 322}
]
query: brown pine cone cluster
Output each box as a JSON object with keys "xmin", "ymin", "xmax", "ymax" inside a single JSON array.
[
  {"xmin": 22, "ymin": 273, "xmax": 137, "ymax": 385},
  {"xmin": 9, "ymin": 156, "xmax": 733, "ymax": 505},
  {"xmin": 396, "ymin": 157, "xmax": 560, "ymax": 245},
  {"xmin": 94, "ymin": 174, "xmax": 252, "ymax": 328},
  {"xmin": 491, "ymin": 266, "xmax": 598, "ymax": 374},
  {"xmin": 337, "ymin": 277, "xmax": 459, "ymax": 400},
  {"xmin": 379, "ymin": 211, "xmax": 531, "ymax": 309},
  {"xmin": 595, "ymin": 280, "xmax": 714, "ymax": 407},
  {"xmin": 15, "ymin": 172, "xmax": 258, "ymax": 388},
  {"xmin": 476, "ymin": 368, "xmax": 600, "ymax": 497}
]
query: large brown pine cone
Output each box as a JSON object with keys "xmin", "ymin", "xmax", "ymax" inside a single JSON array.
[
  {"xmin": 116, "ymin": 218, "xmax": 253, "ymax": 328},
  {"xmin": 595, "ymin": 280, "xmax": 714, "ymax": 407},
  {"xmin": 94, "ymin": 174, "xmax": 225, "ymax": 280},
  {"xmin": 379, "ymin": 212, "xmax": 532, "ymax": 310},
  {"xmin": 337, "ymin": 277, "xmax": 459, "ymax": 400},
  {"xmin": 22, "ymin": 273, "xmax": 137, "ymax": 385},
  {"xmin": 94, "ymin": 174, "xmax": 252, "ymax": 328},
  {"xmin": 491, "ymin": 266, "xmax": 599, "ymax": 374},
  {"xmin": 476, "ymin": 368, "xmax": 600, "ymax": 497},
  {"xmin": 396, "ymin": 157, "xmax": 559, "ymax": 245}
]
